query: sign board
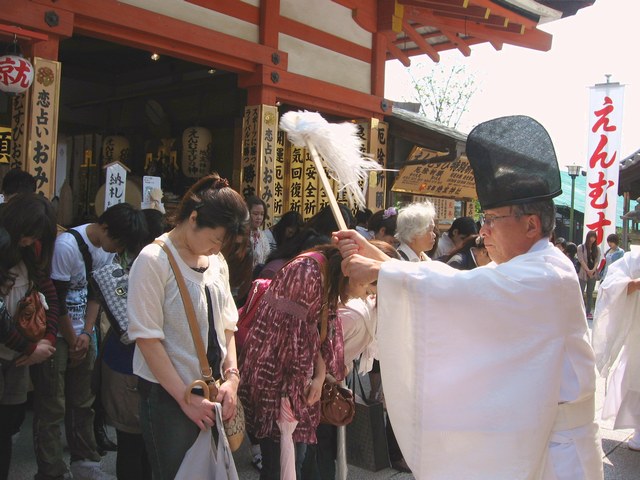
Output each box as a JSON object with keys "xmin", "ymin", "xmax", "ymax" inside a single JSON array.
[
  {"xmin": 104, "ymin": 162, "xmax": 127, "ymax": 210},
  {"xmin": 142, "ymin": 175, "xmax": 163, "ymax": 210},
  {"xmin": 26, "ymin": 57, "xmax": 61, "ymax": 198},
  {"xmin": 392, "ymin": 147, "xmax": 476, "ymax": 200}
]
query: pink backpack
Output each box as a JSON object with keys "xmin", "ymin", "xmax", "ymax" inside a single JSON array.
[{"xmin": 235, "ymin": 278, "xmax": 272, "ymax": 354}]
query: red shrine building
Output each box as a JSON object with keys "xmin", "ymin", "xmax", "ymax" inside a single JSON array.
[{"xmin": 1, "ymin": 0, "xmax": 594, "ymax": 225}]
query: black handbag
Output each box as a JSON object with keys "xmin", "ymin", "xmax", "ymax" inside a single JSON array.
[{"xmin": 346, "ymin": 369, "xmax": 390, "ymax": 472}]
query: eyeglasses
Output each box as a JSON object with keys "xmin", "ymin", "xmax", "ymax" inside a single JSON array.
[{"xmin": 479, "ymin": 214, "xmax": 521, "ymax": 228}]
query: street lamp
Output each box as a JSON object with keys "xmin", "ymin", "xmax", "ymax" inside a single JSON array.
[{"xmin": 567, "ymin": 164, "xmax": 582, "ymax": 242}]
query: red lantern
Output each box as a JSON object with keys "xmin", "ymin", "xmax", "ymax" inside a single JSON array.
[{"xmin": 0, "ymin": 54, "xmax": 34, "ymax": 94}]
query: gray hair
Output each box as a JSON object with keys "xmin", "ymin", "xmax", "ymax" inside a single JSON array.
[
  {"xmin": 511, "ymin": 200, "xmax": 556, "ymax": 237},
  {"xmin": 395, "ymin": 202, "xmax": 436, "ymax": 244}
]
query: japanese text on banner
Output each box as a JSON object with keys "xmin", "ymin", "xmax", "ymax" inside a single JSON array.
[{"xmin": 584, "ymin": 82, "xmax": 624, "ymax": 247}]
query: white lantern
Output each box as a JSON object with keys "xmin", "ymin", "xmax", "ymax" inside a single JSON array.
[
  {"xmin": 0, "ymin": 54, "xmax": 34, "ymax": 94},
  {"xmin": 102, "ymin": 136, "xmax": 130, "ymax": 165},
  {"xmin": 181, "ymin": 127, "xmax": 213, "ymax": 178}
]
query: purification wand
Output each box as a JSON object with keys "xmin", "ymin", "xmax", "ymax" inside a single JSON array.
[{"xmin": 280, "ymin": 110, "xmax": 381, "ymax": 230}]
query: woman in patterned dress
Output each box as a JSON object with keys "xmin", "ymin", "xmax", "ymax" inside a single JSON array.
[{"xmin": 239, "ymin": 244, "xmax": 346, "ymax": 480}]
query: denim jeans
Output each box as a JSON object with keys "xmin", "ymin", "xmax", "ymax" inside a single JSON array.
[
  {"xmin": 259, "ymin": 437, "xmax": 307, "ymax": 480},
  {"xmin": 31, "ymin": 338, "xmax": 100, "ymax": 479},
  {"xmin": 579, "ymin": 277, "xmax": 597, "ymax": 315},
  {"xmin": 138, "ymin": 378, "xmax": 200, "ymax": 480}
]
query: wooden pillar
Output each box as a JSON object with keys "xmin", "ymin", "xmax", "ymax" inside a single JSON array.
[
  {"xmin": 240, "ymin": 104, "xmax": 279, "ymax": 228},
  {"xmin": 371, "ymin": 32, "xmax": 387, "ymax": 98},
  {"xmin": 29, "ymin": 39, "xmax": 60, "ymax": 61}
]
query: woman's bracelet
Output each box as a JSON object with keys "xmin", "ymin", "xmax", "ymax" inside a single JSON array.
[
  {"xmin": 79, "ymin": 330, "xmax": 92, "ymax": 340},
  {"xmin": 223, "ymin": 367, "xmax": 240, "ymax": 381}
]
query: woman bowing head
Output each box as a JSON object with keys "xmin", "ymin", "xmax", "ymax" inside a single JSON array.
[{"xmin": 127, "ymin": 173, "xmax": 249, "ymax": 480}]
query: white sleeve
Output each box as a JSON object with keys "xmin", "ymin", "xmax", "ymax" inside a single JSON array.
[
  {"xmin": 217, "ymin": 255, "xmax": 239, "ymax": 332},
  {"xmin": 341, "ymin": 304, "xmax": 366, "ymax": 346},
  {"xmin": 51, "ymin": 233, "xmax": 82, "ymax": 282},
  {"xmin": 127, "ymin": 246, "xmax": 167, "ymax": 340}
]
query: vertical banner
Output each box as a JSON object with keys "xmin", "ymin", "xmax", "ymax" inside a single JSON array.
[
  {"xmin": 288, "ymin": 145, "xmax": 304, "ymax": 215},
  {"xmin": 584, "ymin": 81, "xmax": 624, "ymax": 249},
  {"xmin": 367, "ymin": 119, "xmax": 388, "ymax": 211},
  {"xmin": 272, "ymin": 130, "xmax": 287, "ymax": 221},
  {"xmin": 302, "ymin": 149, "xmax": 319, "ymax": 219},
  {"xmin": 240, "ymin": 106, "xmax": 260, "ymax": 198},
  {"xmin": 26, "ymin": 57, "xmax": 61, "ymax": 198},
  {"xmin": 11, "ymin": 91, "xmax": 30, "ymax": 169},
  {"xmin": 318, "ymin": 166, "xmax": 331, "ymax": 212},
  {"xmin": 0, "ymin": 127, "xmax": 11, "ymax": 164},
  {"xmin": 104, "ymin": 162, "xmax": 128, "ymax": 210},
  {"xmin": 261, "ymin": 108, "xmax": 278, "ymax": 228},
  {"xmin": 240, "ymin": 105, "xmax": 278, "ymax": 227}
]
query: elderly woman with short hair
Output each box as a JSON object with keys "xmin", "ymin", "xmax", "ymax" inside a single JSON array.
[{"xmin": 395, "ymin": 202, "xmax": 437, "ymax": 262}]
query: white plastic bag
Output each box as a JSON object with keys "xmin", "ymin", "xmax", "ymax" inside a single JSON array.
[{"xmin": 175, "ymin": 403, "xmax": 239, "ymax": 480}]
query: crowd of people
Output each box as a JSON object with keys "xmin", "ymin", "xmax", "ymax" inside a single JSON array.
[{"xmin": 1, "ymin": 114, "xmax": 638, "ymax": 480}]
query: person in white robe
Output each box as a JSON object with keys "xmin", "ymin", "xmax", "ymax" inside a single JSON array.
[
  {"xmin": 334, "ymin": 116, "xmax": 603, "ymax": 480},
  {"xmin": 592, "ymin": 249, "xmax": 640, "ymax": 450}
]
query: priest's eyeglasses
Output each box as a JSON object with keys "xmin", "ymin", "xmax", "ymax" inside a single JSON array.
[{"xmin": 479, "ymin": 214, "xmax": 520, "ymax": 228}]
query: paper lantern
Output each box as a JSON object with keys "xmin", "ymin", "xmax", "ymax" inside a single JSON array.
[
  {"xmin": 0, "ymin": 54, "xmax": 34, "ymax": 94},
  {"xmin": 102, "ymin": 136, "xmax": 130, "ymax": 165},
  {"xmin": 181, "ymin": 127, "xmax": 213, "ymax": 178}
]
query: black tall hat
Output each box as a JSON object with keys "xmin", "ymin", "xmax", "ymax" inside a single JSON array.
[{"xmin": 466, "ymin": 115, "xmax": 562, "ymax": 210}]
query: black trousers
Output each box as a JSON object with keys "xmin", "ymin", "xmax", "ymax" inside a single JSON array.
[{"xmin": 0, "ymin": 403, "xmax": 26, "ymax": 480}]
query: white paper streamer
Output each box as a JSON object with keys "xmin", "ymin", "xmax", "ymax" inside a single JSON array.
[{"xmin": 280, "ymin": 110, "xmax": 381, "ymax": 210}]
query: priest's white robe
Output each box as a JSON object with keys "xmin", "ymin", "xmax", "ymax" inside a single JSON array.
[
  {"xmin": 377, "ymin": 239, "xmax": 603, "ymax": 479},
  {"xmin": 592, "ymin": 250, "xmax": 640, "ymax": 430}
]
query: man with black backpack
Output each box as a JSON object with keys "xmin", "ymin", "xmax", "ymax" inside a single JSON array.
[{"xmin": 31, "ymin": 203, "xmax": 147, "ymax": 480}]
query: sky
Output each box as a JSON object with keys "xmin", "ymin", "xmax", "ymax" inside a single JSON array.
[{"xmin": 384, "ymin": 0, "xmax": 639, "ymax": 171}]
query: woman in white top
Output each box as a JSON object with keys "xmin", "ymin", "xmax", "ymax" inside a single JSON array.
[
  {"xmin": 395, "ymin": 202, "xmax": 437, "ymax": 262},
  {"xmin": 127, "ymin": 174, "xmax": 249, "ymax": 480}
]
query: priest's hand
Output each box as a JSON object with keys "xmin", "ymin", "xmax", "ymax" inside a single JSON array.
[
  {"xmin": 627, "ymin": 278, "xmax": 640, "ymax": 295},
  {"xmin": 342, "ymin": 254, "xmax": 383, "ymax": 285},
  {"xmin": 333, "ymin": 229, "xmax": 389, "ymax": 262}
]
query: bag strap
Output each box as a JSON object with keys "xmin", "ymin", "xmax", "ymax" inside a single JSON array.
[
  {"xmin": 154, "ymin": 240, "xmax": 213, "ymax": 382},
  {"xmin": 299, "ymin": 251, "xmax": 329, "ymax": 343},
  {"xmin": 351, "ymin": 361, "xmax": 375, "ymax": 405},
  {"xmin": 68, "ymin": 229, "xmax": 94, "ymax": 297}
]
